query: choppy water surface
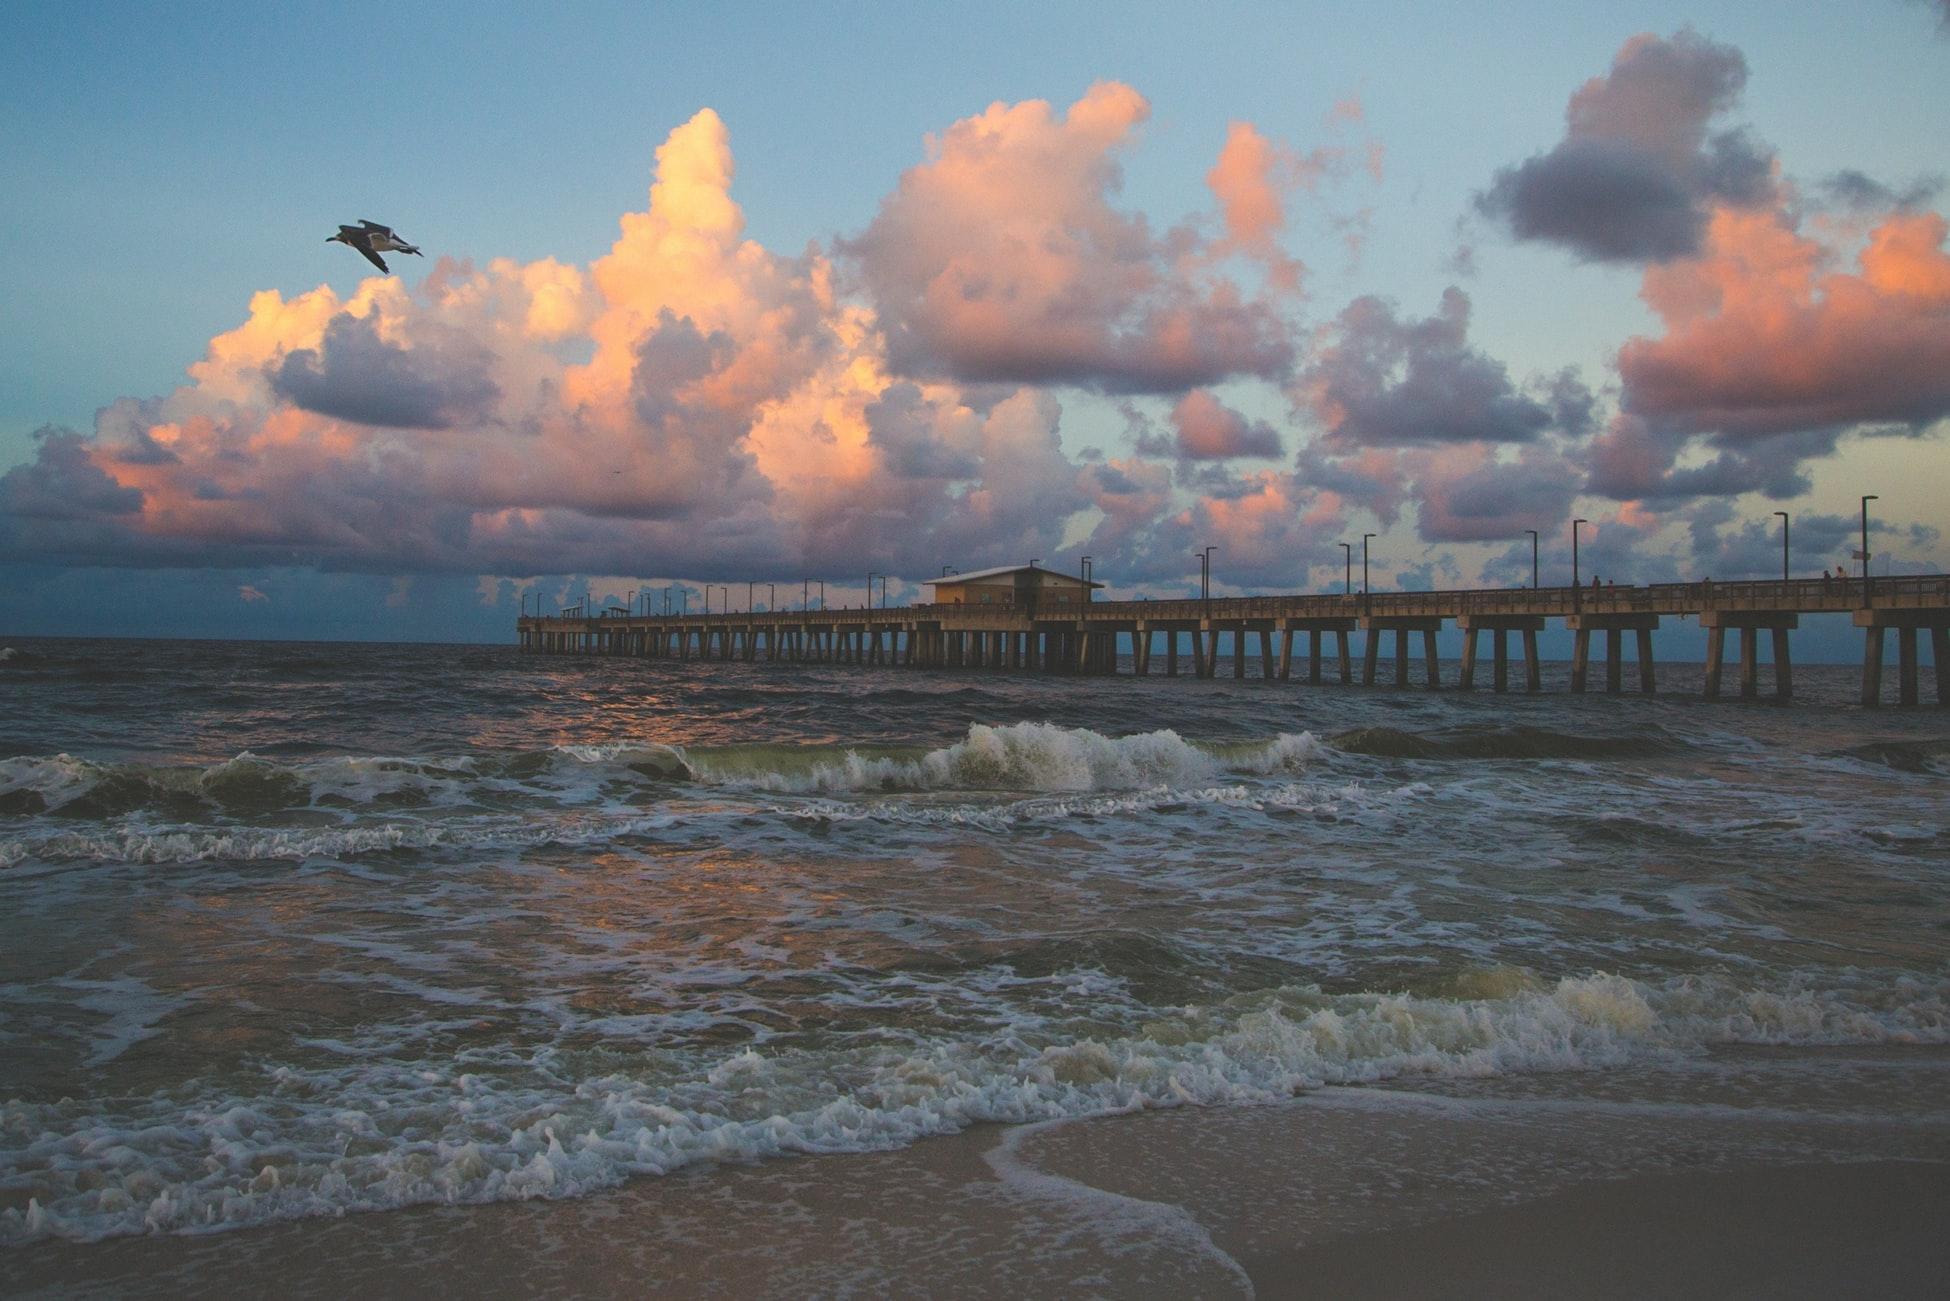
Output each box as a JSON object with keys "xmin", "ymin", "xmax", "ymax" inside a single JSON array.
[{"xmin": 0, "ymin": 637, "xmax": 1945, "ymax": 1246}]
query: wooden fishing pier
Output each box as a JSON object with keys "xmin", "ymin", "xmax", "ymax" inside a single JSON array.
[{"xmin": 519, "ymin": 573, "xmax": 1950, "ymax": 706}]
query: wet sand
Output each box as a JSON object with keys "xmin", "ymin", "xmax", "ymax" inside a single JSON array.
[
  {"xmin": 1259, "ymin": 1161, "xmax": 1949, "ymax": 1300},
  {"xmin": 6, "ymin": 1047, "xmax": 1946, "ymax": 1298}
]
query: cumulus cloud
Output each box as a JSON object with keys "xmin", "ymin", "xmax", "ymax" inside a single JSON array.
[
  {"xmin": 1405, "ymin": 443, "xmax": 1583, "ymax": 542},
  {"xmin": 1477, "ymin": 30, "xmax": 1775, "ymax": 263},
  {"xmin": 0, "ymin": 107, "xmax": 1111, "ymax": 579},
  {"xmin": 1619, "ymin": 207, "xmax": 1950, "ymax": 438},
  {"xmin": 1143, "ymin": 469, "xmax": 1347, "ymax": 588},
  {"xmin": 845, "ymin": 83, "xmax": 1297, "ymax": 392},
  {"xmin": 5, "ymin": 78, "xmax": 1934, "ymax": 600},
  {"xmin": 0, "ymin": 88, "xmax": 1392, "ymax": 590},
  {"xmin": 1816, "ymin": 170, "xmax": 1942, "ymax": 215},
  {"xmin": 1167, "ymin": 390, "xmax": 1283, "ymax": 460},
  {"xmin": 1584, "ymin": 414, "xmax": 1833, "ymax": 503},
  {"xmin": 268, "ymin": 312, "xmax": 500, "ymax": 429},
  {"xmin": 1206, "ymin": 120, "xmax": 1340, "ymax": 294},
  {"xmin": 1297, "ymin": 287, "xmax": 1592, "ymax": 449},
  {"xmin": 0, "ymin": 428, "xmax": 144, "ymax": 520}
]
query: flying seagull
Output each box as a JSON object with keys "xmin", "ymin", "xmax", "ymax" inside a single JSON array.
[{"xmin": 327, "ymin": 220, "xmax": 423, "ymax": 273}]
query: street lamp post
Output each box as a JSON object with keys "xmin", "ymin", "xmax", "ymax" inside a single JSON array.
[
  {"xmin": 767, "ymin": 583, "xmax": 775, "ymax": 613},
  {"xmin": 1572, "ymin": 518, "xmax": 1588, "ymax": 599},
  {"xmin": 1081, "ymin": 555, "xmax": 1092, "ymax": 603},
  {"xmin": 748, "ymin": 579, "xmax": 755, "ymax": 613},
  {"xmin": 1199, "ymin": 546, "xmax": 1217, "ymax": 602},
  {"xmin": 1861, "ymin": 495, "xmax": 1878, "ymax": 602},
  {"xmin": 867, "ymin": 572, "xmax": 878, "ymax": 612},
  {"xmin": 817, "ymin": 580, "xmax": 825, "ymax": 611},
  {"xmin": 1773, "ymin": 511, "xmax": 1789, "ymax": 584},
  {"xmin": 1361, "ymin": 533, "xmax": 1375, "ymax": 611},
  {"xmin": 1524, "ymin": 529, "xmax": 1539, "ymax": 589},
  {"xmin": 703, "ymin": 586, "xmax": 711, "ymax": 616},
  {"xmin": 1338, "ymin": 541, "xmax": 1352, "ymax": 595}
]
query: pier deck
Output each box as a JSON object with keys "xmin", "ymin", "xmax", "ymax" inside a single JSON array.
[{"xmin": 519, "ymin": 574, "xmax": 1950, "ymax": 705}]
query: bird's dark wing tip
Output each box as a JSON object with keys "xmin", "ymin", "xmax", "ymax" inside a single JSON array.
[{"xmin": 359, "ymin": 245, "xmax": 390, "ymax": 273}]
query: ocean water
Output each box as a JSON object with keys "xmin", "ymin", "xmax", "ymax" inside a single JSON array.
[{"xmin": 0, "ymin": 636, "xmax": 1945, "ymax": 1250}]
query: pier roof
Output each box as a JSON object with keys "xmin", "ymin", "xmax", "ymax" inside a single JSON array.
[{"xmin": 924, "ymin": 563, "xmax": 1103, "ymax": 588}]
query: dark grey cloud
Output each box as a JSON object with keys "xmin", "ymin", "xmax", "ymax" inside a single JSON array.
[
  {"xmin": 0, "ymin": 428, "xmax": 144, "ymax": 520},
  {"xmin": 1585, "ymin": 415, "xmax": 1831, "ymax": 503},
  {"xmin": 866, "ymin": 382, "xmax": 981, "ymax": 479},
  {"xmin": 0, "ymin": 429, "xmax": 149, "ymax": 569},
  {"xmin": 1299, "ymin": 288, "xmax": 1588, "ymax": 448},
  {"xmin": 1476, "ymin": 30, "xmax": 1774, "ymax": 263},
  {"xmin": 269, "ymin": 313, "xmax": 500, "ymax": 430},
  {"xmin": 1413, "ymin": 450, "xmax": 1582, "ymax": 543},
  {"xmin": 1816, "ymin": 169, "xmax": 1943, "ymax": 213}
]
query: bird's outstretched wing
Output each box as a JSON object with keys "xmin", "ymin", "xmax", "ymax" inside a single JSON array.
[
  {"xmin": 354, "ymin": 239, "xmax": 390, "ymax": 273},
  {"xmin": 358, "ymin": 219, "xmax": 390, "ymax": 233}
]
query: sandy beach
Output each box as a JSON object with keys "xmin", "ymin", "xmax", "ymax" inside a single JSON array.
[{"xmin": 8, "ymin": 1045, "xmax": 1945, "ymax": 1298}]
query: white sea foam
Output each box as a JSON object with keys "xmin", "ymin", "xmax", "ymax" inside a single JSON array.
[
  {"xmin": 0, "ymin": 753, "xmax": 104, "ymax": 809},
  {"xmin": 0, "ymin": 728, "xmax": 1317, "ymax": 825},
  {"xmin": 0, "ymin": 813, "xmax": 687, "ymax": 868},
  {"xmin": 694, "ymin": 722, "xmax": 1323, "ymax": 795},
  {"xmin": 3, "ymin": 969, "xmax": 1943, "ymax": 1247}
]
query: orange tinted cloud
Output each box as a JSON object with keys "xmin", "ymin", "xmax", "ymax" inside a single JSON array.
[
  {"xmin": 0, "ymin": 101, "xmax": 1172, "ymax": 579},
  {"xmin": 1206, "ymin": 122, "xmax": 1307, "ymax": 294},
  {"xmin": 1620, "ymin": 207, "xmax": 1950, "ymax": 436},
  {"xmin": 848, "ymin": 83, "xmax": 1295, "ymax": 392}
]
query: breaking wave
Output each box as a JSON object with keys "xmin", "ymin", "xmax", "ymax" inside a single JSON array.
[
  {"xmin": 0, "ymin": 724, "xmax": 1325, "ymax": 823},
  {"xmin": 691, "ymin": 723, "xmax": 1322, "ymax": 794},
  {"xmin": 3, "ymin": 967, "xmax": 1942, "ymax": 1246},
  {"xmin": 1829, "ymin": 738, "xmax": 1950, "ymax": 776}
]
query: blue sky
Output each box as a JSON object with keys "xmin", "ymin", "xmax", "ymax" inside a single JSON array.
[{"xmin": 2, "ymin": 0, "xmax": 1946, "ymax": 645}]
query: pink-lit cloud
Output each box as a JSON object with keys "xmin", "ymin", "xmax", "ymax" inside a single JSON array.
[
  {"xmin": 0, "ymin": 86, "xmax": 1403, "ymax": 590},
  {"xmin": 3, "ymin": 74, "xmax": 1940, "ymax": 602},
  {"xmin": 1167, "ymin": 390, "xmax": 1283, "ymax": 461},
  {"xmin": 0, "ymin": 105, "xmax": 1143, "ymax": 581},
  {"xmin": 845, "ymin": 83, "xmax": 1299, "ymax": 392},
  {"xmin": 1619, "ymin": 207, "xmax": 1950, "ymax": 437}
]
